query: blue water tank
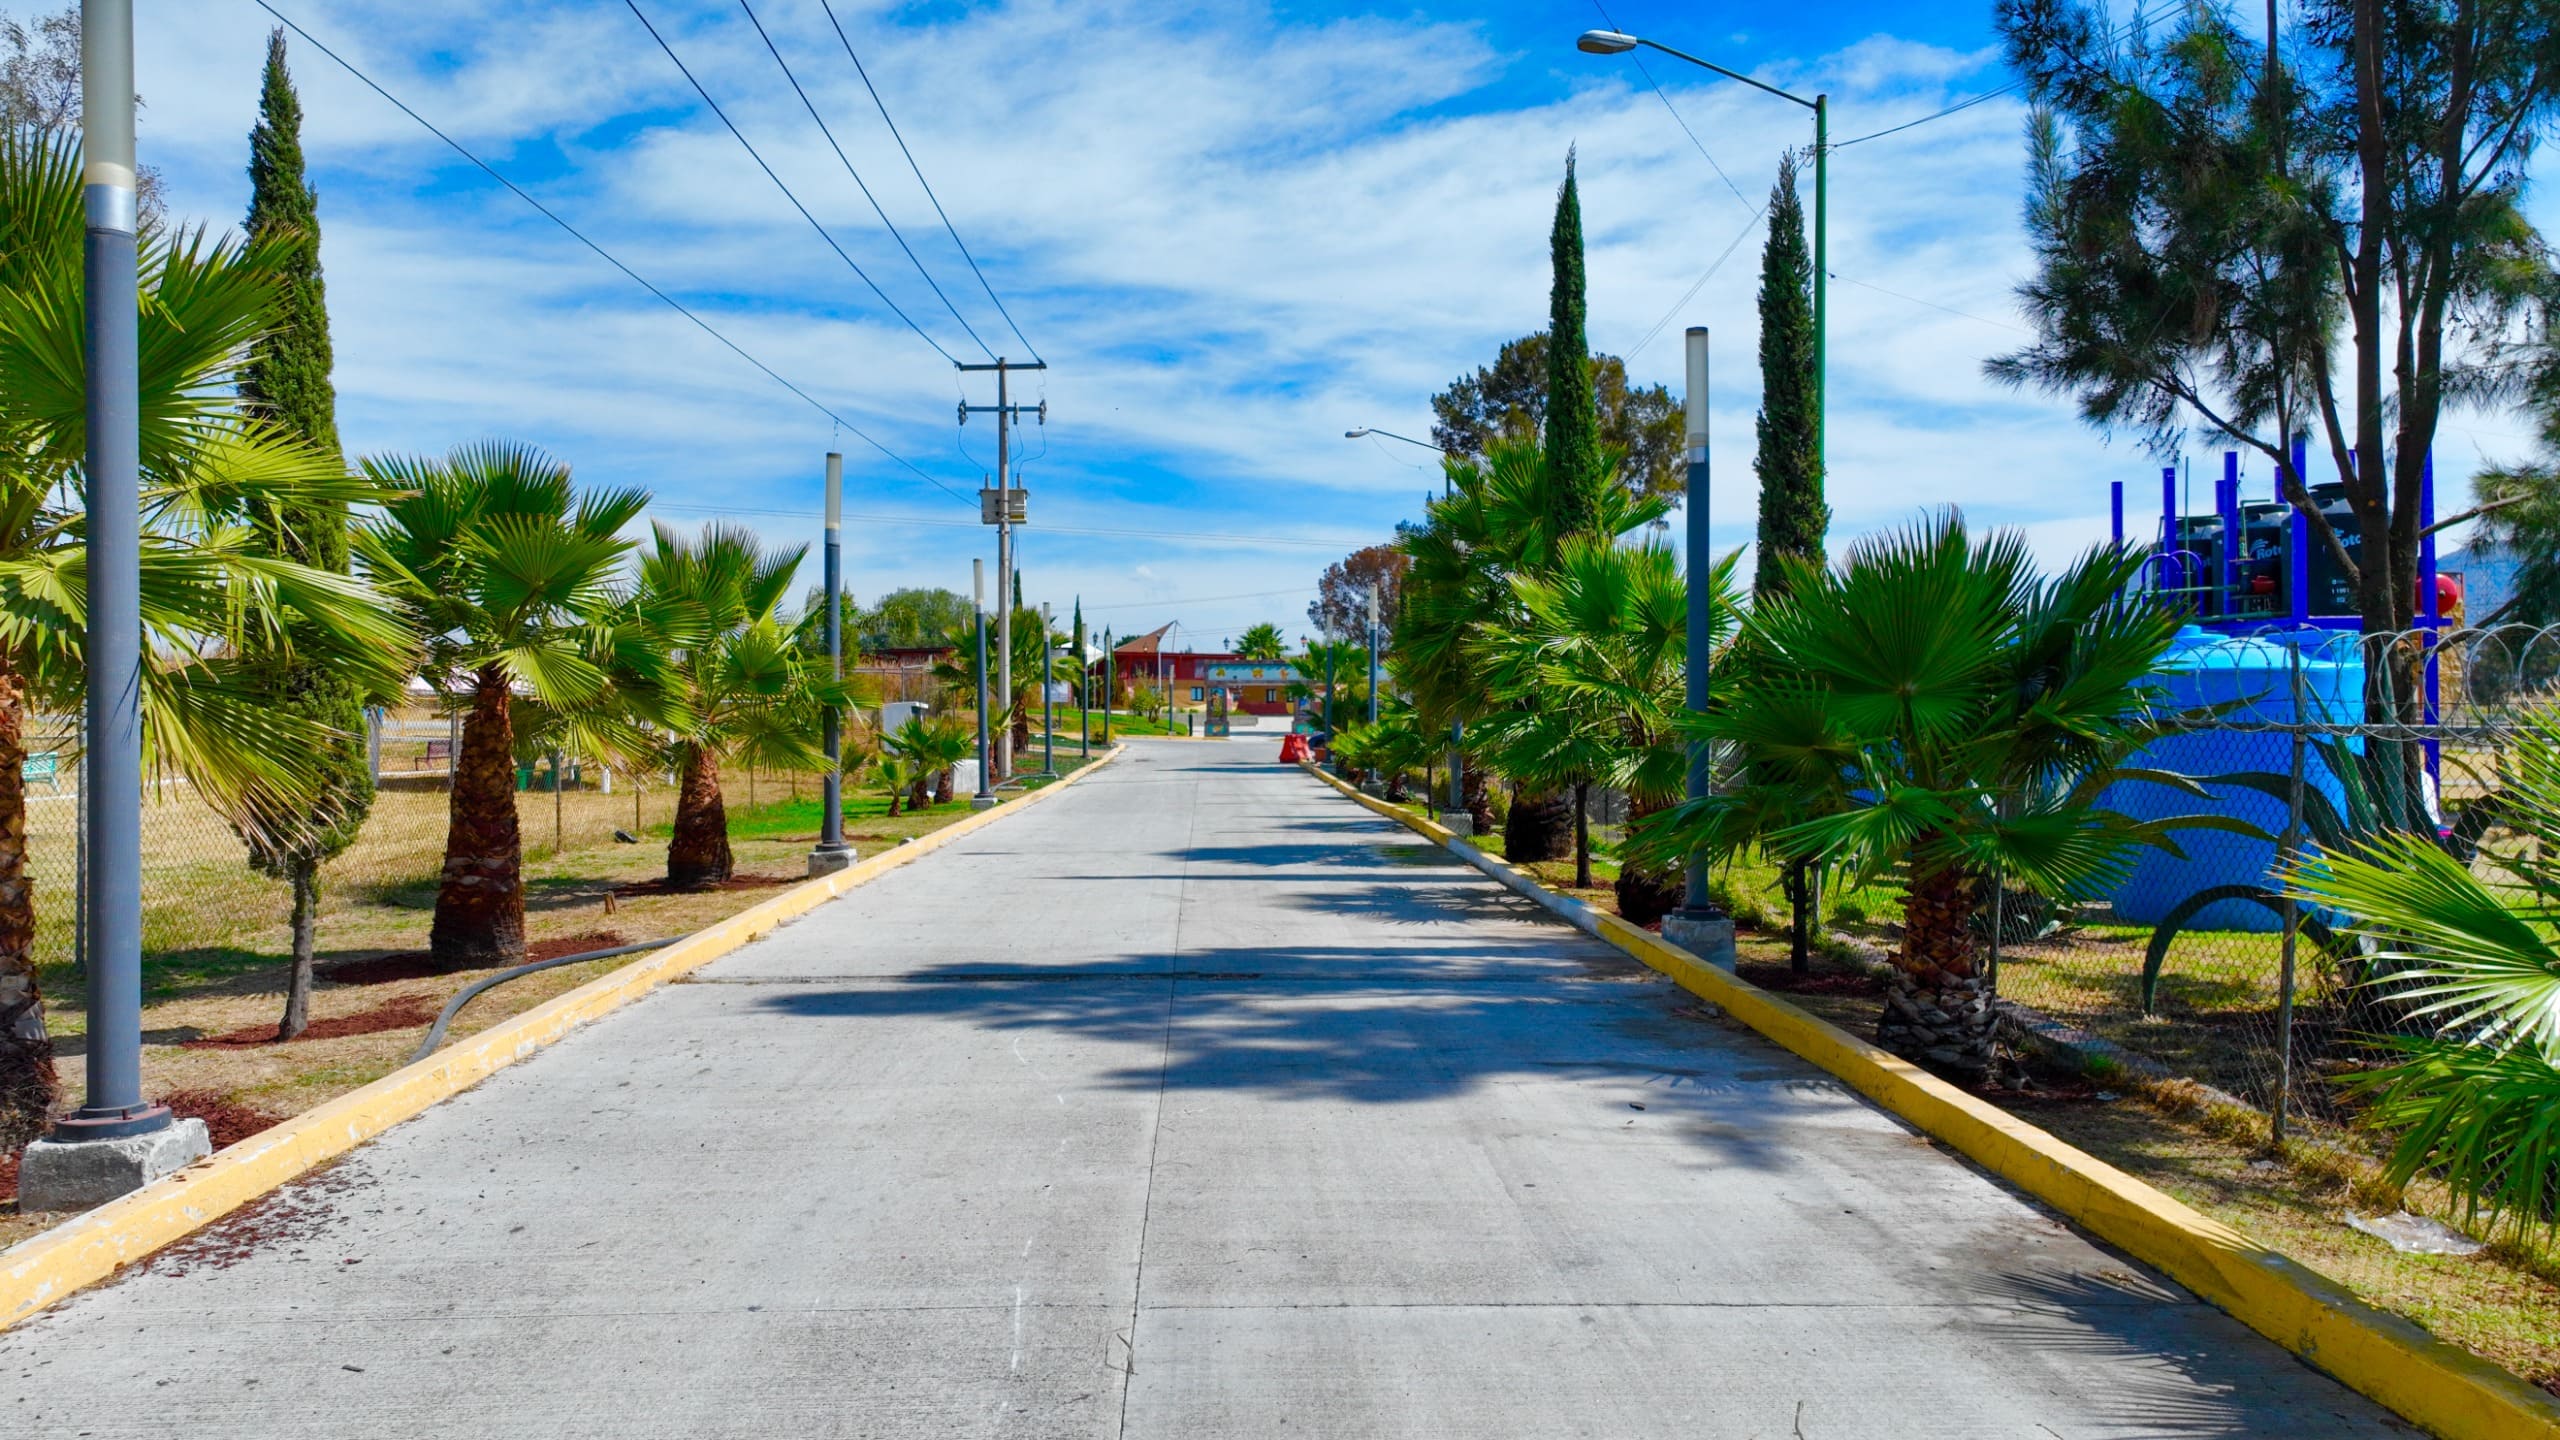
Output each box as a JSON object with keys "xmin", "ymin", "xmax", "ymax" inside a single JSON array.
[{"xmin": 2106, "ymin": 627, "xmax": 2363, "ymax": 931}]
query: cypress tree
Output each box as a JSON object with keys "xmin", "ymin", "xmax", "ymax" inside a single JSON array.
[
  {"xmin": 235, "ymin": 28, "xmax": 373, "ymax": 1040},
  {"xmin": 1504, "ymin": 151, "xmax": 1597, "ymax": 863},
  {"xmin": 1542, "ymin": 150, "xmax": 1606, "ymax": 540},
  {"xmin": 1751, "ymin": 151, "xmax": 1826, "ymax": 600}
]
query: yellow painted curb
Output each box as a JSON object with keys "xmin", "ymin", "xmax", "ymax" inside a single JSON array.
[
  {"xmin": 0, "ymin": 746, "xmax": 1126, "ymax": 1332},
  {"xmin": 1305, "ymin": 762, "xmax": 2560, "ymax": 1440}
]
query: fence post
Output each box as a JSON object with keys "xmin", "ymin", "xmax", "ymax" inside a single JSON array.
[
  {"xmin": 2275, "ymin": 645, "xmax": 2307, "ymax": 1147},
  {"xmin": 72, "ymin": 746, "xmax": 86, "ymax": 981}
]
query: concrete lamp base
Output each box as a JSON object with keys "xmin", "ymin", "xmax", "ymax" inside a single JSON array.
[
  {"xmin": 806, "ymin": 845, "xmax": 857, "ymax": 878},
  {"xmin": 17, "ymin": 1118, "xmax": 210, "ymax": 1211},
  {"xmin": 1661, "ymin": 909, "xmax": 1738, "ymax": 972},
  {"xmin": 969, "ymin": 795, "xmax": 999, "ymax": 811},
  {"xmin": 1440, "ymin": 814, "xmax": 1475, "ymax": 837}
]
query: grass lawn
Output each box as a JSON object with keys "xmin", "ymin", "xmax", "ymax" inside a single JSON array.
[{"xmin": 1, "ymin": 754, "xmax": 1100, "ymax": 1246}]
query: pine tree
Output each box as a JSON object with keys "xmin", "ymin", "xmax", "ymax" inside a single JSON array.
[
  {"xmin": 1542, "ymin": 151, "xmax": 1606, "ymax": 541},
  {"xmin": 1751, "ymin": 151, "xmax": 1826, "ymax": 601},
  {"xmin": 234, "ymin": 28, "xmax": 373, "ymax": 1040}
]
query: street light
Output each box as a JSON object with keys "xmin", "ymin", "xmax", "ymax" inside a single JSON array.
[
  {"xmin": 1663, "ymin": 326, "xmax": 1735, "ymax": 970},
  {"xmin": 1343, "ymin": 426, "xmax": 1444, "ymax": 451},
  {"xmin": 1576, "ymin": 28, "xmax": 1826, "ymax": 477}
]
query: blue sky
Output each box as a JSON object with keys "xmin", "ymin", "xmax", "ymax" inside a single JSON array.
[{"xmin": 131, "ymin": 0, "xmax": 2540, "ymax": 646}]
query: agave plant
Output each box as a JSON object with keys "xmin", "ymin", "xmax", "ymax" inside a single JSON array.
[{"xmin": 2285, "ymin": 709, "xmax": 2560, "ymax": 1240}]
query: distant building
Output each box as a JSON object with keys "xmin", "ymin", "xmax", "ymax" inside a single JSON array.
[
  {"xmin": 1101, "ymin": 624, "xmax": 1247, "ymax": 710},
  {"xmin": 1200, "ymin": 660, "xmax": 1296, "ymax": 715}
]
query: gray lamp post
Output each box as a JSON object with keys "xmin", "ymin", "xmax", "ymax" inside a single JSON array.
[
  {"xmin": 970, "ymin": 559, "xmax": 996, "ymax": 810},
  {"xmin": 1038, "ymin": 602, "xmax": 1059, "ymax": 779},
  {"xmin": 1578, "ymin": 29, "xmax": 1825, "ymax": 479},
  {"xmin": 809, "ymin": 451, "xmax": 854, "ymax": 875},
  {"xmin": 20, "ymin": 0, "xmax": 212, "ymax": 1209},
  {"xmin": 1660, "ymin": 327, "xmax": 1736, "ymax": 968}
]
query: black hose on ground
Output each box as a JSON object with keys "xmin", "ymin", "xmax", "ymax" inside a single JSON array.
[{"xmin": 409, "ymin": 940, "xmax": 678, "ymax": 1065}]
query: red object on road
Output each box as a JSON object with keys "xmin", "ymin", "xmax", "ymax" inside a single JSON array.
[{"xmin": 1278, "ymin": 734, "xmax": 1310, "ymax": 763}]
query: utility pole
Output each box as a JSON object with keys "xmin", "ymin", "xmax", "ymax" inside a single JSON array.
[
  {"xmin": 970, "ymin": 558, "xmax": 995, "ymax": 809},
  {"xmin": 22, "ymin": 0, "xmax": 210, "ymax": 1209},
  {"xmin": 1661, "ymin": 327, "xmax": 1737, "ymax": 970},
  {"xmin": 809, "ymin": 452, "xmax": 854, "ymax": 875},
  {"xmin": 959, "ymin": 358, "xmax": 1044, "ymax": 780},
  {"xmin": 1101, "ymin": 628, "xmax": 1114, "ymax": 745}
]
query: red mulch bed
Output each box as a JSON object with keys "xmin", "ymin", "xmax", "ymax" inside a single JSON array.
[
  {"xmin": 181, "ymin": 993, "xmax": 442, "ymax": 1050},
  {"xmin": 611, "ymin": 872, "xmax": 797, "ymax": 897},
  {"xmin": 1737, "ymin": 961, "xmax": 1885, "ymax": 998},
  {"xmin": 320, "ymin": 929, "xmax": 632, "ymax": 985},
  {"xmin": 163, "ymin": 1088, "xmax": 291, "ymax": 1147}
]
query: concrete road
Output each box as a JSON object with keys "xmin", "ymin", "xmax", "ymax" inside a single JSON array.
[{"xmin": 3, "ymin": 741, "xmax": 2407, "ymax": 1438}]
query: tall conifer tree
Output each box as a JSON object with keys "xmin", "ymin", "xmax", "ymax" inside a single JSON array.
[
  {"xmin": 1542, "ymin": 151, "xmax": 1606, "ymax": 540},
  {"xmin": 236, "ymin": 28, "xmax": 373, "ymax": 1039},
  {"xmin": 1751, "ymin": 152, "xmax": 1826, "ymax": 600}
]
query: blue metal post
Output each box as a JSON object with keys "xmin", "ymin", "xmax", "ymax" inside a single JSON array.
[
  {"xmin": 1665, "ymin": 327, "xmax": 1734, "ymax": 966},
  {"xmin": 2109, "ymin": 480, "xmax": 2124, "ymax": 547},
  {"xmin": 2159, "ymin": 465, "xmax": 2181, "ymax": 600},
  {"xmin": 2220, "ymin": 451, "xmax": 2240, "ymax": 617},
  {"xmin": 2289, "ymin": 437, "xmax": 2311, "ymax": 624}
]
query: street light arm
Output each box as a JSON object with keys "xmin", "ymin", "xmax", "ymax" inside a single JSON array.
[
  {"xmin": 1344, "ymin": 426, "xmax": 1446, "ymax": 453},
  {"xmin": 1600, "ymin": 32, "xmax": 1817, "ymax": 111}
]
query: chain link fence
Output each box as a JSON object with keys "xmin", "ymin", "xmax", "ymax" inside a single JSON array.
[
  {"xmin": 1989, "ymin": 623, "xmax": 2560, "ymax": 1171},
  {"xmin": 19, "ymin": 707, "xmax": 704, "ymax": 979}
]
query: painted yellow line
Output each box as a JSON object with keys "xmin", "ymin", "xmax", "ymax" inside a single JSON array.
[
  {"xmin": 0, "ymin": 746, "xmax": 1126, "ymax": 1332},
  {"xmin": 1305, "ymin": 763, "xmax": 2560, "ymax": 1440}
]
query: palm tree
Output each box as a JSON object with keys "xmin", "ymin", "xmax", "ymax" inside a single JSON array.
[
  {"xmin": 0, "ymin": 129, "xmax": 413, "ymax": 1142},
  {"xmin": 1637, "ymin": 513, "xmax": 2200, "ymax": 1077},
  {"xmin": 2286, "ymin": 708, "xmax": 2560, "ymax": 1240},
  {"xmin": 1472, "ymin": 537, "xmax": 1736, "ymax": 916},
  {"xmin": 624, "ymin": 522, "xmax": 845, "ymax": 888},
  {"xmin": 885, "ymin": 712, "xmax": 971, "ymax": 810},
  {"xmin": 1397, "ymin": 436, "xmax": 1668, "ymax": 862},
  {"xmin": 356, "ymin": 443, "xmax": 647, "ymax": 967},
  {"xmin": 1236, "ymin": 622, "xmax": 1286, "ymax": 660}
]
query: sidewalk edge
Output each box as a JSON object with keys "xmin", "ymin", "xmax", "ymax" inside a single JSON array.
[
  {"xmin": 1305, "ymin": 762, "xmax": 2560, "ymax": 1440},
  {"xmin": 0, "ymin": 746, "xmax": 1126, "ymax": 1330}
]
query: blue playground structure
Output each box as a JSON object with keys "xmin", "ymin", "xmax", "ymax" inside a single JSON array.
[{"xmin": 2103, "ymin": 445, "xmax": 2448, "ymax": 930}]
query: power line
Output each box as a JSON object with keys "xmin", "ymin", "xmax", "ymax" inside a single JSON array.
[
  {"xmin": 734, "ymin": 0, "xmax": 995, "ymax": 362},
  {"xmin": 1626, "ymin": 202, "xmax": 1767, "ymax": 359},
  {"xmin": 649, "ymin": 500, "xmax": 1355, "ymax": 549},
  {"xmin": 1830, "ymin": 82, "xmax": 2020, "ymax": 148},
  {"xmin": 1590, "ymin": 0, "xmax": 1754, "ymax": 214},
  {"xmin": 623, "ymin": 0, "xmax": 963, "ymax": 367},
  {"xmin": 1827, "ymin": 269, "xmax": 2030, "ymax": 332},
  {"xmin": 820, "ymin": 0, "xmax": 1043, "ymax": 363},
  {"xmin": 252, "ymin": 1, "xmax": 970, "ymax": 505}
]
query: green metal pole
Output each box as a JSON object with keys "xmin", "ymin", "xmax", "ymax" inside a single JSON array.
[{"xmin": 1813, "ymin": 94, "xmax": 1828, "ymax": 480}]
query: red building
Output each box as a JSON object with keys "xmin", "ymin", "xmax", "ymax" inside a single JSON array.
[{"xmin": 1100, "ymin": 625, "xmax": 1292, "ymax": 714}]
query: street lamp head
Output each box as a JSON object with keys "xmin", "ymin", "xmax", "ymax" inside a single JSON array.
[
  {"xmin": 1577, "ymin": 29, "xmax": 1640, "ymax": 54},
  {"xmin": 1344, "ymin": 427, "xmax": 1371, "ymax": 439}
]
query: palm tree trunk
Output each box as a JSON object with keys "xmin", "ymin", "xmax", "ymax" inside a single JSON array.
[
  {"xmin": 1503, "ymin": 786, "xmax": 1574, "ymax": 863},
  {"xmin": 1572, "ymin": 781, "xmax": 1592, "ymax": 889},
  {"xmin": 1613, "ymin": 792, "xmax": 1683, "ymax": 927},
  {"xmin": 0, "ymin": 659, "xmax": 58, "ymax": 1148},
  {"xmin": 1784, "ymin": 860, "xmax": 1815, "ymax": 974},
  {"xmin": 430, "ymin": 666, "xmax": 527, "ymax": 968},
  {"xmin": 935, "ymin": 768, "xmax": 955, "ymax": 805},
  {"xmin": 278, "ymin": 858, "xmax": 318, "ymax": 1040},
  {"xmin": 1463, "ymin": 765, "xmax": 1494, "ymax": 835},
  {"xmin": 666, "ymin": 744, "xmax": 734, "ymax": 889},
  {"xmin": 1875, "ymin": 852, "xmax": 1997, "ymax": 1079}
]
